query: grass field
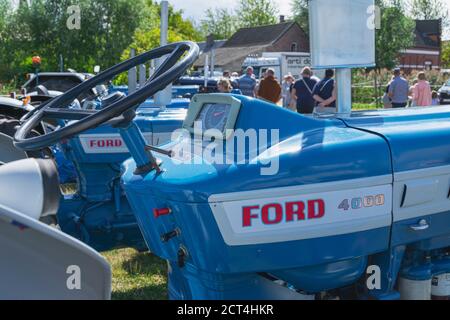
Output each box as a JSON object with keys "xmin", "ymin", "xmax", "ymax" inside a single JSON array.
[
  {"xmin": 103, "ymin": 249, "xmax": 168, "ymax": 300},
  {"xmin": 352, "ymin": 103, "xmax": 378, "ymax": 110}
]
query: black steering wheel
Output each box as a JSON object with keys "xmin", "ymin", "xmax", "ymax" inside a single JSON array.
[{"xmin": 14, "ymin": 42, "xmax": 199, "ymax": 151}]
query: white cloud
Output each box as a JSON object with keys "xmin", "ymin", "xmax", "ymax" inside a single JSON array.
[{"xmin": 168, "ymin": 0, "xmax": 292, "ymax": 22}]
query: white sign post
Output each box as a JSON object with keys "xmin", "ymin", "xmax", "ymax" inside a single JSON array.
[{"xmin": 309, "ymin": 0, "xmax": 376, "ymax": 115}]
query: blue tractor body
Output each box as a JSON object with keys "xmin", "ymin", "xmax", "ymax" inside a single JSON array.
[
  {"xmin": 117, "ymin": 94, "xmax": 450, "ymax": 299},
  {"xmin": 56, "ymin": 105, "xmax": 187, "ymax": 251}
]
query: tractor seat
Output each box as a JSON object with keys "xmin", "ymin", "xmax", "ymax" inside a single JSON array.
[{"xmin": 0, "ymin": 159, "xmax": 60, "ymax": 220}]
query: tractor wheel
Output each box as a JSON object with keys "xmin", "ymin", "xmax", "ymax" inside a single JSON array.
[{"xmin": 0, "ymin": 115, "xmax": 52, "ymax": 160}]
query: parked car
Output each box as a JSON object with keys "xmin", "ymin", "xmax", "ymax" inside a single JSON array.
[
  {"xmin": 22, "ymin": 72, "xmax": 96, "ymax": 101},
  {"xmin": 438, "ymin": 79, "xmax": 450, "ymax": 105},
  {"xmin": 175, "ymin": 76, "xmax": 239, "ymax": 93}
]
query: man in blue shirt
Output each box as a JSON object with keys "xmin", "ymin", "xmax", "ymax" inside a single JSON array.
[
  {"xmin": 313, "ymin": 69, "xmax": 337, "ymax": 108},
  {"xmin": 291, "ymin": 67, "xmax": 318, "ymax": 114},
  {"xmin": 237, "ymin": 66, "xmax": 257, "ymax": 97},
  {"xmin": 388, "ymin": 68, "xmax": 409, "ymax": 108}
]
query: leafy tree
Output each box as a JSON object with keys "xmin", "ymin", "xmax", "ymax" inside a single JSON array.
[
  {"xmin": 238, "ymin": 0, "xmax": 279, "ymax": 28},
  {"xmin": 1, "ymin": 0, "xmax": 145, "ymax": 82},
  {"xmin": 291, "ymin": 0, "xmax": 309, "ymax": 36},
  {"xmin": 121, "ymin": 2, "xmax": 201, "ymax": 58},
  {"xmin": 407, "ymin": 0, "xmax": 449, "ymax": 27},
  {"xmin": 116, "ymin": 1, "xmax": 202, "ymax": 84},
  {"xmin": 200, "ymin": 0, "xmax": 279, "ymax": 40},
  {"xmin": 200, "ymin": 8, "xmax": 239, "ymax": 40},
  {"xmin": 443, "ymin": 41, "xmax": 450, "ymax": 68},
  {"xmin": 0, "ymin": 0, "xmax": 200, "ymax": 85},
  {"xmin": 375, "ymin": 0, "xmax": 415, "ymax": 70}
]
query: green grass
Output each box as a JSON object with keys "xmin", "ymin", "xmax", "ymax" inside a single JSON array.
[
  {"xmin": 103, "ymin": 249, "xmax": 168, "ymax": 300},
  {"xmin": 352, "ymin": 103, "xmax": 379, "ymax": 110}
]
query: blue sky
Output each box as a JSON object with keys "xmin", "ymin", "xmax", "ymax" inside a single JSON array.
[
  {"xmin": 168, "ymin": 0, "xmax": 450, "ymax": 40},
  {"xmin": 169, "ymin": 0, "xmax": 292, "ymax": 21}
]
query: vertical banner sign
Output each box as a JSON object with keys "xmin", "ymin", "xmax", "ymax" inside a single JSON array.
[{"xmin": 309, "ymin": 0, "xmax": 376, "ymax": 69}]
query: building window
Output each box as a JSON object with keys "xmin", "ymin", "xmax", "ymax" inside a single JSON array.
[{"xmin": 291, "ymin": 42, "xmax": 298, "ymax": 52}]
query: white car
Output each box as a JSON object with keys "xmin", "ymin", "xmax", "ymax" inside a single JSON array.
[{"xmin": 438, "ymin": 80, "xmax": 450, "ymax": 105}]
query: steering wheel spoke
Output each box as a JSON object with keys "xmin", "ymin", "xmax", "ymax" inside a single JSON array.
[{"xmin": 42, "ymin": 108, "xmax": 97, "ymax": 121}]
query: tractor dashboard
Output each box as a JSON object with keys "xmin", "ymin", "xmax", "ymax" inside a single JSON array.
[{"xmin": 183, "ymin": 94, "xmax": 242, "ymax": 140}]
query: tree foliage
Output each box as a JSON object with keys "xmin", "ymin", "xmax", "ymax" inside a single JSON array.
[
  {"xmin": 375, "ymin": 0, "xmax": 416, "ymax": 70},
  {"xmin": 291, "ymin": 0, "xmax": 309, "ymax": 36},
  {"xmin": 443, "ymin": 41, "xmax": 450, "ymax": 68},
  {"xmin": 200, "ymin": 0, "xmax": 278, "ymax": 39},
  {"xmin": 0, "ymin": 0, "xmax": 201, "ymax": 85},
  {"xmin": 407, "ymin": 0, "xmax": 449, "ymax": 27},
  {"xmin": 237, "ymin": 0, "xmax": 278, "ymax": 28},
  {"xmin": 200, "ymin": 8, "xmax": 239, "ymax": 40}
]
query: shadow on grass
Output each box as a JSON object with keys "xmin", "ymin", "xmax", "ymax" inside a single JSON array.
[
  {"xmin": 122, "ymin": 251, "xmax": 166, "ymax": 276},
  {"xmin": 112, "ymin": 284, "xmax": 168, "ymax": 300},
  {"xmin": 111, "ymin": 251, "xmax": 168, "ymax": 300}
]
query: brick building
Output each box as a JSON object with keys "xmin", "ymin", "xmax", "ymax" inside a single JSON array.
[
  {"xmin": 194, "ymin": 21, "xmax": 309, "ymax": 72},
  {"xmin": 399, "ymin": 20, "xmax": 442, "ymax": 72}
]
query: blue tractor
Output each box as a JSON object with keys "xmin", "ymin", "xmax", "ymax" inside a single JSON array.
[
  {"xmin": 0, "ymin": 45, "xmax": 193, "ymax": 252},
  {"xmin": 5, "ymin": 41, "xmax": 450, "ymax": 300}
]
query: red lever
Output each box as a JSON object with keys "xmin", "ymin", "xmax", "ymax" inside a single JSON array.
[{"xmin": 153, "ymin": 208, "xmax": 172, "ymax": 218}]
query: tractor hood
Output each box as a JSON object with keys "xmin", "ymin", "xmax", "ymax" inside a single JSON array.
[
  {"xmin": 121, "ymin": 96, "xmax": 394, "ymax": 271},
  {"xmin": 341, "ymin": 107, "xmax": 450, "ymax": 173},
  {"xmin": 122, "ymin": 95, "xmax": 392, "ymax": 203}
]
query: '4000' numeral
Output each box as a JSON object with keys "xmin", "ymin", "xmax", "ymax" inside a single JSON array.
[{"xmin": 338, "ymin": 195, "xmax": 385, "ymax": 211}]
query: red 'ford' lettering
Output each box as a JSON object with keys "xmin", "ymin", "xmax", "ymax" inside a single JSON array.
[
  {"xmin": 243, "ymin": 206, "xmax": 260, "ymax": 227},
  {"xmin": 286, "ymin": 201, "xmax": 306, "ymax": 222},
  {"xmin": 89, "ymin": 139, "xmax": 123, "ymax": 148},
  {"xmin": 308, "ymin": 199, "xmax": 325, "ymax": 219},
  {"xmin": 261, "ymin": 203, "xmax": 283, "ymax": 225},
  {"xmin": 242, "ymin": 199, "xmax": 325, "ymax": 227}
]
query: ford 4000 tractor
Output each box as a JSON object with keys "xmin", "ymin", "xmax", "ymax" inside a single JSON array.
[
  {"xmin": 0, "ymin": 54, "xmax": 191, "ymax": 251},
  {"xmin": 1, "ymin": 41, "xmax": 449, "ymax": 300}
]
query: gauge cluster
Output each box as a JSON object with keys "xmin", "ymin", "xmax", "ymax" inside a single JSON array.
[
  {"xmin": 184, "ymin": 94, "xmax": 242, "ymax": 140},
  {"xmin": 195, "ymin": 103, "xmax": 232, "ymax": 132}
]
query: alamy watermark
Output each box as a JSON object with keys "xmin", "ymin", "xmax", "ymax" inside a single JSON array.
[
  {"xmin": 66, "ymin": 265, "xmax": 81, "ymax": 290},
  {"xmin": 170, "ymin": 122, "xmax": 281, "ymax": 176},
  {"xmin": 67, "ymin": 5, "xmax": 81, "ymax": 30},
  {"xmin": 367, "ymin": 5, "xmax": 381, "ymax": 30},
  {"xmin": 367, "ymin": 265, "xmax": 381, "ymax": 290}
]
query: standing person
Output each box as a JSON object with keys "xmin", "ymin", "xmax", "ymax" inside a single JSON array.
[
  {"xmin": 412, "ymin": 72, "xmax": 432, "ymax": 107},
  {"xmin": 222, "ymin": 70, "xmax": 231, "ymax": 78},
  {"xmin": 281, "ymin": 74, "xmax": 295, "ymax": 109},
  {"xmin": 383, "ymin": 76, "xmax": 395, "ymax": 109},
  {"xmin": 313, "ymin": 69, "xmax": 337, "ymax": 108},
  {"xmin": 388, "ymin": 68, "xmax": 409, "ymax": 108},
  {"xmin": 237, "ymin": 66, "xmax": 257, "ymax": 97},
  {"xmin": 257, "ymin": 68, "xmax": 282, "ymax": 104},
  {"xmin": 217, "ymin": 78, "xmax": 233, "ymax": 93},
  {"xmin": 432, "ymin": 91, "xmax": 440, "ymax": 106},
  {"xmin": 291, "ymin": 67, "xmax": 318, "ymax": 114},
  {"xmin": 409, "ymin": 79, "xmax": 418, "ymax": 107}
]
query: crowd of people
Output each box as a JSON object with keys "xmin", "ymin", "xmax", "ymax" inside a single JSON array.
[
  {"xmin": 382, "ymin": 68, "xmax": 440, "ymax": 108},
  {"xmin": 215, "ymin": 66, "xmax": 442, "ymax": 113},
  {"xmin": 217, "ymin": 66, "xmax": 336, "ymax": 114}
]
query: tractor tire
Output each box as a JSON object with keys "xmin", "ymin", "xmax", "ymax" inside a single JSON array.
[{"xmin": 0, "ymin": 115, "xmax": 52, "ymax": 160}]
